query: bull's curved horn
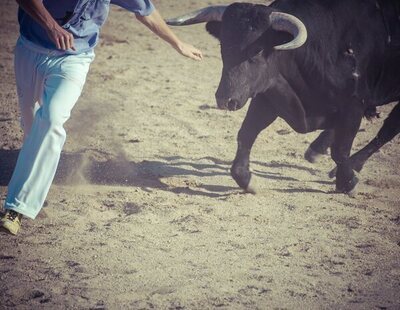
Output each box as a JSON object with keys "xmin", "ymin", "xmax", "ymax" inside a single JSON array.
[
  {"xmin": 165, "ymin": 5, "xmax": 227, "ymax": 26},
  {"xmin": 269, "ymin": 12, "xmax": 308, "ymax": 50}
]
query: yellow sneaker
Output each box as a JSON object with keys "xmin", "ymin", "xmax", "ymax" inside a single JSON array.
[{"xmin": 1, "ymin": 210, "xmax": 22, "ymax": 235}]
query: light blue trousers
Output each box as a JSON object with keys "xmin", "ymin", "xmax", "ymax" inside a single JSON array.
[{"xmin": 4, "ymin": 36, "xmax": 94, "ymax": 219}]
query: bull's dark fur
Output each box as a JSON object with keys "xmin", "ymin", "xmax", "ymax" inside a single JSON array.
[
  {"xmin": 181, "ymin": 0, "xmax": 400, "ymax": 193},
  {"xmin": 273, "ymin": 0, "xmax": 399, "ymax": 106}
]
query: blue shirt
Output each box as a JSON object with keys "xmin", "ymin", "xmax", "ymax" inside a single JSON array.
[{"xmin": 18, "ymin": 0, "xmax": 155, "ymax": 54}]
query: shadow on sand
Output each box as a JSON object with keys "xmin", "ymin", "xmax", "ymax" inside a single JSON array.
[
  {"xmin": 0, "ymin": 150, "xmax": 237, "ymax": 198},
  {"xmin": 0, "ymin": 149, "xmax": 331, "ymax": 197}
]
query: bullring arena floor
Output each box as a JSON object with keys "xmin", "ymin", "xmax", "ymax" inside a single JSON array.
[{"xmin": 0, "ymin": 0, "xmax": 399, "ymax": 308}]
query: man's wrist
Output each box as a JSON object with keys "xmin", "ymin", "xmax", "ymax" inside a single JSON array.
[
  {"xmin": 171, "ymin": 40, "xmax": 183, "ymax": 53},
  {"xmin": 43, "ymin": 18, "xmax": 59, "ymax": 32}
]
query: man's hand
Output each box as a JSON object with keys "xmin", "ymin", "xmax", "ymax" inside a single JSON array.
[
  {"xmin": 136, "ymin": 9, "xmax": 203, "ymax": 61},
  {"xmin": 46, "ymin": 24, "xmax": 75, "ymax": 51},
  {"xmin": 16, "ymin": 0, "xmax": 75, "ymax": 51},
  {"xmin": 175, "ymin": 42, "xmax": 203, "ymax": 61}
]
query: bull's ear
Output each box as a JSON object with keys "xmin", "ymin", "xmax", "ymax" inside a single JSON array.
[{"xmin": 206, "ymin": 21, "xmax": 222, "ymax": 40}]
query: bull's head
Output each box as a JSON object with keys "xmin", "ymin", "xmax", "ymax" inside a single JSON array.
[{"xmin": 166, "ymin": 3, "xmax": 307, "ymax": 111}]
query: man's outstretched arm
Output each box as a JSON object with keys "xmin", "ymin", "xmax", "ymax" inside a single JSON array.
[{"xmin": 136, "ymin": 9, "xmax": 203, "ymax": 61}]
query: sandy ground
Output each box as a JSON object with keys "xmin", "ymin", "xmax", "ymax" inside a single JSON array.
[{"xmin": 0, "ymin": 0, "xmax": 399, "ymax": 309}]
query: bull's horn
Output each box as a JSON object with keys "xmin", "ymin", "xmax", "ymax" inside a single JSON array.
[
  {"xmin": 269, "ymin": 12, "xmax": 307, "ymax": 50},
  {"xmin": 165, "ymin": 5, "xmax": 227, "ymax": 25}
]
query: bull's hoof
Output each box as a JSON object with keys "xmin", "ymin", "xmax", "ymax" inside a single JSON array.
[
  {"xmin": 244, "ymin": 184, "xmax": 257, "ymax": 195},
  {"xmin": 304, "ymin": 146, "xmax": 325, "ymax": 163},
  {"xmin": 231, "ymin": 165, "xmax": 251, "ymax": 191},
  {"xmin": 335, "ymin": 175, "xmax": 359, "ymax": 195}
]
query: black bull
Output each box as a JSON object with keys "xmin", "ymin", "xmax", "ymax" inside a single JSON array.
[{"xmin": 167, "ymin": 1, "xmax": 400, "ymax": 194}]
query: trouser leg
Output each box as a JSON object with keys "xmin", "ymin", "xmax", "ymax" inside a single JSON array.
[
  {"xmin": 13, "ymin": 37, "xmax": 42, "ymax": 140},
  {"xmin": 5, "ymin": 48, "xmax": 93, "ymax": 219}
]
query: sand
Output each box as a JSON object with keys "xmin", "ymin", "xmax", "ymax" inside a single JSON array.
[{"xmin": 0, "ymin": 0, "xmax": 399, "ymax": 308}]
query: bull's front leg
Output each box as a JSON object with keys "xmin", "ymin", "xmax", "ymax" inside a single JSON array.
[
  {"xmin": 231, "ymin": 96, "xmax": 277, "ymax": 193},
  {"xmin": 331, "ymin": 104, "xmax": 364, "ymax": 193}
]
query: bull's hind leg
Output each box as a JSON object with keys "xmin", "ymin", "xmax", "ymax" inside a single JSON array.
[
  {"xmin": 231, "ymin": 95, "xmax": 277, "ymax": 193},
  {"xmin": 304, "ymin": 129, "xmax": 334, "ymax": 163},
  {"xmin": 331, "ymin": 104, "xmax": 364, "ymax": 193},
  {"xmin": 348, "ymin": 102, "xmax": 400, "ymax": 172}
]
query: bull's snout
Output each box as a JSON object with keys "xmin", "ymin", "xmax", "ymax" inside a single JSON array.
[{"xmin": 216, "ymin": 97, "xmax": 241, "ymax": 111}]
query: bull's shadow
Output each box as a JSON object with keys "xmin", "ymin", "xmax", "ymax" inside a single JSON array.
[
  {"xmin": 0, "ymin": 149, "xmax": 331, "ymax": 196},
  {"xmin": 0, "ymin": 149, "xmax": 237, "ymax": 197}
]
